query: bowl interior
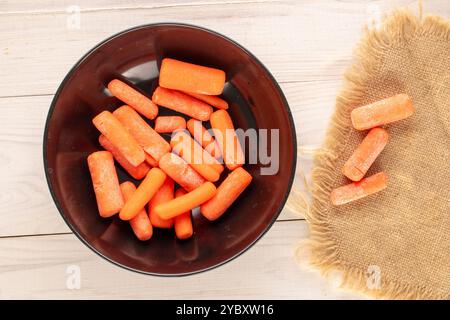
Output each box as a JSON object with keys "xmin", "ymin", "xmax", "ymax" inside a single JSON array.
[{"xmin": 44, "ymin": 24, "xmax": 296, "ymax": 275}]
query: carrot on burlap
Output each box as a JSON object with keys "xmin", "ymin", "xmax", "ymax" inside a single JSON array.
[
  {"xmin": 154, "ymin": 182, "xmax": 217, "ymax": 220},
  {"xmin": 209, "ymin": 110, "xmax": 245, "ymax": 170},
  {"xmin": 119, "ymin": 168, "xmax": 166, "ymax": 220},
  {"xmin": 159, "ymin": 58, "xmax": 225, "ymax": 95},
  {"xmin": 92, "ymin": 111, "xmax": 145, "ymax": 167},
  {"xmin": 87, "ymin": 151, "xmax": 124, "ymax": 217},
  {"xmin": 330, "ymin": 172, "xmax": 388, "ymax": 206},
  {"xmin": 108, "ymin": 79, "xmax": 158, "ymax": 119},
  {"xmin": 200, "ymin": 167, "xmax": 252, "ymax": 221},
  {"xmin": 158, "ymin": 153, "xmax": 205, "ymax": 192},
  {"xmin": 174, "ymin": 188, "xmax": 193, "ymax": 240},
  {"xmin": 183, "ymin": 92, "xmax": 228, "ymax": 110},
  {"xmin": 152, "ymin": 87, "xmax": 213, "ymax": 121},
  {"xmin": 342, "ymin": 128, "xmax": 389, "ymax": 181},
  {"xmin": 113, "ymin": 105, "xmax": 170, "ymax": 162},
  {"xmin": 186, "ymin": 119, "xmax": 221, "ymax": 158},
  {"xmin": 155, "ymin": 116, "xmax": 186, "ymax": 133},
  {"xmin": 99, "ymin": 135, "xmax": 150, "ymax": 180},
  {"xmin": 120, "ymin": 182, "xmax": 153, "ymax": 241},
  {"xmin": 351, "ymin": 94, "xmax": 414, "ymax": 130},
  {"xmin": 148, "ymin": 177, "xmax": 175, "ymax": 229}
]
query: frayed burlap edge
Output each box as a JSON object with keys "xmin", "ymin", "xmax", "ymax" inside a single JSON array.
[{"xmin": 298, "ymin": 10, "xmax": 450, "ymax": 300}]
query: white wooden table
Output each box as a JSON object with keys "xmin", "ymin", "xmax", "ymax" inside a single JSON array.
[{"xmin": 0, "ymin": 0, "xmax": 448, "ymax": 299}]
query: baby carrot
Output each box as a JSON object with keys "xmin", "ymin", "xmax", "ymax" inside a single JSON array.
[
  {"xmin": 200, "ymin": 167, "xmax": 252, "ymax": 221},
  {"xmin": 120, "ymin": 182, "xmax": 153, "ymax": 241},
  {"xmin": 154, "ymin": 182, "xmax": 217, "ymax": 220},
  {"xmin": 113, "ymin": 105, "xmax": 170, "ymax": 162},
  {"xmin": 351, "ymin": 94, "xmax": 414, "ymax": 130},
  {"xmin": 174, "ymin": 188, "xmax": 193, "ymax": 240},
  {"xmin": 119, "ymin": 168, "xmax": 166, "ymax": 220},
  {"xmin": 330, "ymin": 172, "xmax": 388, "ymax": 206},
  {"xmin": 87, "ymin": 151, "xmax": 124, "ymax": 217},
  {"xmin": 92, "ymin": 111, "xmax": 145, "ymax": 167},
  {"xmin": 145, "ymin": 153, "xmax": 159, "ymax": 167},
  {"xmin": 155, "ymin": 116, "xmax": 186, "ymax": 133},
  {"xmin": 152, "ymin": 87, "xmax": 213, "ymax": 121},
  {"xmin": 183, "ymin": 92, "xmax": 229, "ymax": 110},
  {"xmin": 108, "ymin": 79, "xmax": 158, "ymax": 120},
  {"xmin": 99, "ymin": 135, "xmax": 150, "ymax": 180},
  {"xmin": 342, "ymin": 128, "xmax": 389, "ymax": 181},
  {"xmin": 159, "ymin": 58, "xmax": 225, "ymax": 95},
  {"xmin": 210, "ymin": 110, "xmax": 245, "ymax": 170},
  {"xmin": 186, "ymin": 119, "xmax": 221, "ymax": 158},
  {"xmin": 158, "ymin": 153, "xmax": 205, "ymax": 191},
  {"xmin": 148, "ymin": 176, "xmax": 175, "ymax": 229}
]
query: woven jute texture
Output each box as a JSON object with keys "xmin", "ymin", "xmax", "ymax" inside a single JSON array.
[{"xmin": 303, "ymin": 10, "xmax": 450, "ymax": 299}]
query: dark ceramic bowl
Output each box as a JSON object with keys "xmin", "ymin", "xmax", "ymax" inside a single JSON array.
[{"xmin": 44, "ymin": 23, "xmax": 296, "ymax": 276}]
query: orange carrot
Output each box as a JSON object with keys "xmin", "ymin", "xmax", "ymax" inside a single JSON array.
[
  {"xmin": 171, "ymin": 131, "xmax": 224, "ymax": 182},
  {"xmin": 154, "ymin": 182, "xmax": 217, "ymax": 220},
  {"xmin": 159, "ymin": 58, "xmax": 225, "ymax": 95},
  {"xmin": 99, "ymin": 135, "xmax": 150, "ymax": 180},
  {"xmin": 92, "ymin": 111, "xmax": 145, "ymax": 167},
  {"xmin": 108, "ymin": 79, "xmax": 158, "ymax": 119},
  {"xmin": 330, "ymin": 172, "xmax": 388, "ymax": 206},
  {"xmin": 183, "ymin": 92, "xmax": 228, "ymax": 110},
  {"xmin": 148, "ymin": 177, "xmax": 175, "ymax": 229},
  {"xmin": 351, "ymin": 94, "xmax": 414, "ymax": 130},
  {"xmin": 186, "ymin": 119, "xmax": 221, "ymax": 158},
  {"xmin": 209, "ymin": 110, "xmax": 245, "ymax": 170},
  {"xmin": 145, "ymin": 153, "xmax": 158, "ymax": 167},
  {"xmin": 200, "ymin": 167, "xmax": 252, "ymax": 221},
  {"xmin": 152, "ymin": 87, "xmax": 212, "ymax": 121},
  {"xmin": 87, "ymin": 151, "xmax": 124, "ymax": 217},
  {"xmin": 119, "ymin": 168, "xmax": 166, "ymax": 220},
  {"xmin": 158, "ymin": 153, "xmax": 205, "ymax": 192},
  {"xmin": 120, "ymin": 182, "xmax": 153, "ymax": 241},
  {"xmin": 155, "ymin": 116, "xmax": 186, "ymax": 133},
  {"xmin": 113, "ymin": 105, "xmax": 170, "ymax": 162},
  {"xmin": 174, "ymin": 188, "xmax": 193, "ymax": 240},
  {"xmin": 342, "ymin": 128, "xmax": 389, "ymax": 181}
]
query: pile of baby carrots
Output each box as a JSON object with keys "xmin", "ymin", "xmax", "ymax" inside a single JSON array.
[
  {"xmin": 330, "ymin": 94, "xmax": 415, "ymax": 206},
  {"xmin": 87, "ymin": 58, "xmax": 252, "ymax": 241}
]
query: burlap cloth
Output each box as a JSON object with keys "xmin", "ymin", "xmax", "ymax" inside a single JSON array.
[{"xmin": 296, "ymin": 10, "xmax": 450, "ymax": 299}]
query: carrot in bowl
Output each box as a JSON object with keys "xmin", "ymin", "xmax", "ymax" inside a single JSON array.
[
  {"xmin": 200, "ymin": 167, "xmax": 252, "ymax": 221},
  {"xmin": 183, "ymin": 92, "xmax": 228, "ymax": 110},
  {"xmin": 154, "ymin": 116, "xmax": 186, "ymax": 133},
  {"xmin": 120, "ymin": 181, "xmax": 153, "ymax": 241},
  {"xmin": 108, "ymin": 79, "xmax": 158, "ymax": 120},
  {"xmin": 174, "ymin": 188, "xmax": 193, "ymax": 240},
  {"xmin": 87, "ymin": 151, "xmax": 124, "ymax": 217},
  {"xmin": 148, "ymin": 177, "xmax": 175, "ymax": 229},
  {"xmin": 342, "ymin": 128, "xmax": 389, "ymax": 182},
  {"xmin": 186, "ymin": 119, "xmax": 221, "ymax": 158},
  {"xmin": 159, "ymin": 58, "xmax": 225, "ymax": 95},
  {"xmin": 158, "ymin": 153, "xmax": 205, "ymax": 192},
  {"xmin": 92, "ymin": 111, "xmax": 145, "ymax": 167}
]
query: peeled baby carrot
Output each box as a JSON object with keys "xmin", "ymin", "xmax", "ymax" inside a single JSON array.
[
  {"xmin": 351, "ymin": 94, "xmax": 414, "ymax": 130},
  {"xmin": 119, "ymin": 168, "xmax": 166, "ymax": 220},
  {"xmin": 155, "ymin": 116, "xmax": 186, "ymax": 133},
  {"xmin": 113, "ymin": 105, "xmax": 170, "ymax": 162},
  {"xmin": 186, "ymin": 119, "xmax": 221, "ymax": 158},
  {"xmin": 330, "ymin": 172, "xmax": 388, "ymax": 206},
  {"xmin": 158, "ymin": 153, "xmax": 205, "ymax": 191},
  {"xmin": 92, "ymin": 111, "xmax": 145, "ymax": 167},
  {"xmin": 174, "ymin": 189, "xmax": 193, "ymax": 240},
  {"xmin": 87, "ymin": 151, "xmax": 124, "ymax": 217},
  {"xmin": 145, "ymin": 153, "xmax": 159, "ymax": 167},
  {"xmin": 210, "ymin": 110, "xmax": 245, "ymax": 170},
  {"xmin": 152, "ymin": 87, "xmax": 213, "ymax": 121},
  {"xmin": 120, "ymin": 182, "xmax": 153, "ymax": 241},
  {"xmin": 148, "ymin": 177, "xmax": 175, "ymax": 229},
  {"xmin": 183, "ymin": 92, "xmax": 228, "ymax": 110},
  {"xmin": 154, "ymin": 182, "xmax": 217, "ymax": 220},
  {"xmin": 99, "ymin": 135, "xmax": 150, "ymax": 180},
  {"xmin": 342, "ymin": 128, "xmax": 389, "ymax": 181},
  {"xmin": 171, "ymin": 131, "xmax": 224, "ymax": 182},
  {"xmin": 200, "ymin": 167, "xmax": 252, "ymax": 221},
  {"xmin": 159, "ymin": 58, "xmax": 225, "ymax": 95},
  {"xmin": 108, "ymin": 79, "xmax": 158, "ymax": 119}
]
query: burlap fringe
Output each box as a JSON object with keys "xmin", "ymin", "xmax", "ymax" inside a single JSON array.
[{"xmin": 296, "ymin": 10, "xmax": 450, "ymax": 299}]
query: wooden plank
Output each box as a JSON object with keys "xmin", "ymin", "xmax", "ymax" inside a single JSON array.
[{"xmin": 0, "ymin": 220, "xmax": 362, "ymax": 299}]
